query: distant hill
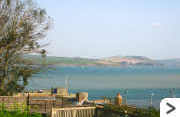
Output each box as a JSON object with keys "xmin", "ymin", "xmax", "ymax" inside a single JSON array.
[
  {"xmin": 23, "ymin": 55, "xmax": 98, "ymax": 66},
  {"xmin": 97, "ymin": 56, "xmax": 156, "ymax": 66},
  {"xmin": 24, "ymin": 55, "xmax": 180, "ymax": 67}
]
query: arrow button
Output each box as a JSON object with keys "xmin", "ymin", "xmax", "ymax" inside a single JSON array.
[
  {"xmin": 160, "ymin": 98, "xmax": 180, "ymax": 117},
  {"xmin": 166, "ymin": 102, "xmax": 176, "ymax": 114}
]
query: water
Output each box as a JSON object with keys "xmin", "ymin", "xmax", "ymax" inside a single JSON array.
[
  {"xmin": 27, "ymin": 65, "xmax": 180, "ymax": 108},
  {"xmin": 69, "ymin": 88, "xmax": 180, "ymax": 108}
]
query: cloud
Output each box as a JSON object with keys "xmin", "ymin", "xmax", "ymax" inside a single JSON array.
[{"xmin": 152, "ymin": 22, "xmax": 161, "ymax": 27}]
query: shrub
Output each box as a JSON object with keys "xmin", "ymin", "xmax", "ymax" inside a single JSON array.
[
  {"xmin": 0, "ymin": 110, "xmax": 43, "ymax": 117},
  {"xmin": 99, "ymin": 104, "xmax": 160, "ymax": 117}
]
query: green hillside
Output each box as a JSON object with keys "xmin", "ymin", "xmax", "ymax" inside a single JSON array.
[{"xmin": 24, "ymin": 55, "xmax": 98, "ymax": 66}]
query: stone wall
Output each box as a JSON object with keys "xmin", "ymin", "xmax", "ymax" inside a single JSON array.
[{"xmin": 0, "ymin": 96, "xmax": 26, "ymax": 111}]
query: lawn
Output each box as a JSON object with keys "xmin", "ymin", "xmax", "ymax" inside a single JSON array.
[{"xmin": 0, "ymin": 110, "xmax": 43, "ymax": 117}]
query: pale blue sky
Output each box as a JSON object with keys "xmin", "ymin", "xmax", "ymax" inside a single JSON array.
[{"xmin": 36, "ymin": 0, "xmax": 180, "ymax": 59}]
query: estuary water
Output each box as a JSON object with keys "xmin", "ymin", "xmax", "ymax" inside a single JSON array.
[{"xmin": 27, "ymin": 65, "xmax": 180, "ymax": 108}]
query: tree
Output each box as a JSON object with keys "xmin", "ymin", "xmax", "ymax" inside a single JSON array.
[{"xmin": 0, "ymin": 0, "xmax": 51, "ymax": 95}]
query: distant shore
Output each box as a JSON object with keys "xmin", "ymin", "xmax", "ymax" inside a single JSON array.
[{"xmin": 25, "ymin": 55, "xmax": 180, "ymax": 67}]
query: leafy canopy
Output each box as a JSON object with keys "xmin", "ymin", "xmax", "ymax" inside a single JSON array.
[{"xmin": 0, "ymin": 0, "xmax": 51, "ymax": 95}]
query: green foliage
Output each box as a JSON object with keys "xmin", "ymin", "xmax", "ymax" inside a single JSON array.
[
  {"xmin": 99, "ymin": 105, "xmax": 160, "ymax": 117},
  {"xmin": 0, "ymin": 103, "xmax": 43, "ymax": 117},
  {"xmin": 0, "ymin": 110, "xmax": 42, "ymax": 117},
  {"xmin": 23, "ymin": 55, "xmax": 98, "ymax": 65},
  {"xmin": 0, "ymin": 0, "xmax": 51, "ymax": 95},
  {"xmin": 133, "ymin": 107, "xmax": 160, "ymax": 117}
]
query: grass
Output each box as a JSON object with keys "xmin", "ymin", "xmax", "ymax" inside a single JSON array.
[
  {"xmin": 0, "ymin": 103, "xmax": 44, "ymax": 117},
  {"xmin": 0, "ymin": 110, "xmax": 43, "ymax": 117}
]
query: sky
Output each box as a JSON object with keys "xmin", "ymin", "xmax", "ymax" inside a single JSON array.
[{"xmin": 35, "ymin": 0, "xmax": 180, "ymax": 59}]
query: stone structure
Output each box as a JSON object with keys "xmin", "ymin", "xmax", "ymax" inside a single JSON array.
[
  {"xmin": 0, "ymin": 96, "xmax": 26, "ymax": 111},
  {"xmin": 51, "ymin": 88, "xmax": 68, "ymax": 96},
  {"xmin": 115, "ymin": 93, "xmax": 122, "ymax": 106},
  {"xmin": 76, "ymin": 92, "xmax": 88, "ymax": 105}
]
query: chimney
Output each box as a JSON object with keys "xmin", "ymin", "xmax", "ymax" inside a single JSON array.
[{"xmin": 115, "ymin": 93, "xmax": 122, "ymax": 106}]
